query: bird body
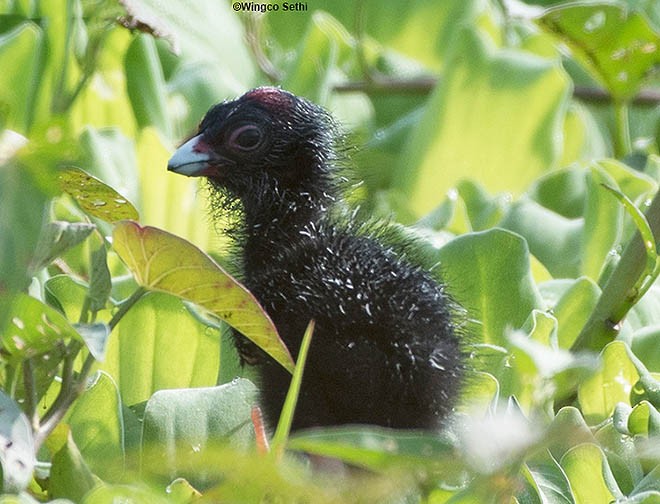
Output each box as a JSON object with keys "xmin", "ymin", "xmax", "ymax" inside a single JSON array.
[{"xmin": 168, "ymin": 87, "xmax": 463, "ymax": 431}]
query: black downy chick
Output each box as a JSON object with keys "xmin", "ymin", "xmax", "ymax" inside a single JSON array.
[{"xmin": 168, "ymin": 87, "xmax": 463, "ymax": 431}]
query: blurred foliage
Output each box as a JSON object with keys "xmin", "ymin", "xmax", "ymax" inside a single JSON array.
[{"xmin": 0, "ymin": 0, "xmax": 659, "ymax": 501}]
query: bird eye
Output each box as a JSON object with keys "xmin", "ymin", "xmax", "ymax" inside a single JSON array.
[{"xmin": 228, "ymin": 124, "xmax": 263, "ymax": 152}]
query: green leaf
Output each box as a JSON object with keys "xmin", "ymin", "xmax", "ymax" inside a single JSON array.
[
  {"xmin": 124, "ymin": 34, "xmax": 171, "ymax": 138},
  {"xmin": 553, "ymin": 277, "xmax": 601, "ymax": 349},
  {"xmin": 0, "ymin": 22, "xmax": 43, "ymax": 132},
  {"xmin": 29, "ymin": 221, "xmax": 95, "ymax": 273},
  {"xmin": 559, "ymin": 443, "xmax": 620, "ymax": 503},
  {"xmin": 140, "ymin": 379, "xmax": 257, "ymax": 486},
  {"xmin": 49, "ymin": 429, "xmax": 96, "ymax": 502},
  {"xmin": 395, "ymin": 27, "xmax": 570, "ymax": 216},
  {"xmin": 436, "ymin": 229, "xmax": 544, "ymax": 345},
  {"xmin": 112, "ymin": 221, "xmax": 294, "ymax": 374},
  {"xmin": 272, "ymin": 320, "xmax": 314, "ymax": 457},
  {"xmin": 0, "ymin": 160, "xmax": 54, "ymax": 319},
  {"xmin": 578, "ymin": 341, "xmax": 641, "ymax": 424},
  {"xmin": 581, "ymin": 166, "xmax": 623, "ymax": 281},
  {"xmin": 59, "ymin": 167, "xmax": 139, "ymax": 223},
  {"xmin": 67, "ymin": 371, "xmax": 124, "ymax": 481},
  {"xmin": 101, "ymin": 292, "xmax": 220, "ymax": 405},
  {"xmin": 288, "ymin": 426, "xmax": 457, "ymax": 472},
  {"xmin": 540, "ymin": 3, "xmax": 660, "ymax": 100},
  {"xmin": 2, "ymin": 294, "xmax": 80, "ymax": 361},
  {"xmin": 88, "ymin": 242, "xmax": 111, "ymax": 313},
  {"xmin": 501, "ymin": 197, "xmax": 583, "ymax": 278},
  {"xmin": 0, "ymin": 391, "xmax": 35, "ymax": 493}
]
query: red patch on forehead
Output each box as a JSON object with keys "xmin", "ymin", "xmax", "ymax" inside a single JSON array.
[{"xmin": 243, "ymin": 87, "xmax": 294, "ymax": 111}]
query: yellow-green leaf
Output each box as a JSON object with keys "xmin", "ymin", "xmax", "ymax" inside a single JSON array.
[
  {"xmin": 112, "ymin": 221, "xmax": 294, "ymax": 373},
  {"xmin": 59, "ymin": 167, "xmax": 139, "ymax": 223}
]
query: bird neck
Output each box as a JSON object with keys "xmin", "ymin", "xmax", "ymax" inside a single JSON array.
[{"xmin": 240, "ymin": 190, "xmax": 331, "ymax": 271}]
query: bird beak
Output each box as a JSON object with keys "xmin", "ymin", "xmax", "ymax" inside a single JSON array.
[{"xmin": 167, "ymin": 134, "xmax": 215, "ymax": 177}]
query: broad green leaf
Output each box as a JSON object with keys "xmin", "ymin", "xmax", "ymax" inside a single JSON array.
[
  {"xmin": 395, "ymin": 28, "xmax": 570, "ymax": 216},
  {"xmin": 553, "ymin": 277, "xmax": 601, "ymax": 349},
  {"xmin": 101, "ymin": 292, "xmax": 220, "ymax": 405},
  {"xmin": 594, "ymin": 421, "xmax": 643, "ymax": 494},
  {"xmin": 124, "ymin": 34, "xmax": 171, "ymax": 138},
  {"xmin": 581, "ymin": 166, "xmax": 623, "ymax": 281},
  {"xmin": 501, "ymin": 197, "xmax": 583, "ymax": 278},
  {"xmin": 540, "ymin": 3, "xmax": 660, "ymax": 100},
  {"xmin": 59, "ymin": 167, "xmax": 139, "ymax": 222},
  {"xmin": 456, "ymin": 179, "xmax": 508, "ymax": 231},
  {"xmin": 578, "ymin": 341, "xmax": 640, "ymax": 424},
  {"xmin": 546, "ymin": 407, "xmax": 597, "ymax": 462},
  {"xmin": 141, "ymin": 379, "xmax": 256, "ymax": 486},
  {"xmin": 0, "ymin": 391, "xmax": 35, "ymax": 493},
  {"xmin": 29, "ymin": 221, "xmax": 95, "ymax": 273},
  {"xmin": 49, "ymin": 429, "xmax": 96, "ymax": 502},
  {"xmin": 2, "ymin": 294, "xmax": 80, "ymax": 361},
  {"xmin": 67, "ymin": 371, "xmax": 124, "ymax": 481},
  {"xmin": 112, "ymin": 221, "xmax": 294, "ymax": 373},
  {"xmin": 0, "ymin": 160, "xmax": 54, "ymax": 320},
  {"xmin": 88, "ymin": 242, "xmax": 112, "ymax": 313},
  {"xmin": 525, "ymin": 458, "xmax": 573, "ymax": 504},
  {"xmin": 44, "ymin": 274, "xmax": 89, "ymax": 321},
  {"xmin": 0, "ymin": 23, "xmax": 43, "ymax": 132},
  {"xmin": 559, "ymin": 444, "xmax": 619, "ymax": 504},
  {"xmin": 632, "ymin": 325, "xmax": 660, "ymax": 372},
  {"xmin": 528, "ymin": 167, "xmax": 588, "ymax": 219},
  {"xmin": 436, "ymin": 229, "xmax": 544, "ymax": 345},
  {"xmin": 288, "ymin": 426, "xmax": 457, "ymax": 472}
]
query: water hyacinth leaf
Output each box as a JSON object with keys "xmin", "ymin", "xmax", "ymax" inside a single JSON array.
[
  {"xmin": 395, "ymin": 28, "xmax": 570, "ymax": 216},
  {"xmin": 112, "ymin": 221, "xmax": 294, "ymax": 373},
  {"xmin": 66, "ymin": 372, "xmax": 124, "ymax": 481},
  {"xmin": 288, "ymin": 426, "xmax": 457, "ymax": 472},
  {"xmin": 559, "ymin": 444, "xmax": 619, "ymax": 503},
  {"xmin": 141, "ymin": 379, "xmax": 257, "ymax": 484},
  {"xmin": 29, "ymin": 221, "xmax": 96, "ymax": 274},
  {"xmin": 48, "ymin": 429, "xmax": 96, "ymax": 502},
  {"xmin": 436, "ymin": 229, "xmax": 544, "ymax": 346},
  {"xmin": 59, "ymin": 167, "xmax": 139, "ymax": 223},
  {"xmin": 124, "ymin": 34, "xmax": 171, "ymax": 138},
  {"xmin": 88, "ymin": 242, "xmax": 112, "ymax": 313},
  {"xmin": 581, "ymin": 167, "xmax": 622, "ymax": 282},
  {"xmin": 101, "ymin": 292, "xmax": 220, "ymax": 405},
  {"xmin": 539, "ymin": 3, "xmax": 660, "ymax": 100},
  {"xmin": 553, "ymin": 277, "xmax": 601, "ymax": 349},
  {"xmin": 0, "ymin": 391, "xmax": 35, "ymax": 493},
  {"xmin": 2, "ymin": 294, "xmax": 80, "ymax": 361},
  {"xmin": 578, "ymin": 341, "xmax": 640, "ymax": 424}
]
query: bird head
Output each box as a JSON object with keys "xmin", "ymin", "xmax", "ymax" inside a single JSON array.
[{"xmin": 168, "ymin": 87, "xmax": 338, "ymax": 203}]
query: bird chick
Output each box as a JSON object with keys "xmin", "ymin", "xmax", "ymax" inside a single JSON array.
[{"xmin": 168, "ymin": 87, "xmax": 463, "ymax": 432}]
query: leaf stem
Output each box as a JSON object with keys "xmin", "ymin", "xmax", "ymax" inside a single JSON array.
[
  {"xmin": 572, "ymin": 189, "xmax": 660, "ymax": 352},
  {"xmin": 108, "ymin": 286, "xmax": 148, "ymax": 331},
  {"xmin": 613, "ymin": 100, "xmax": 632, "ymax": 158},
  {"xmin": 22, "ymin": 358, "xmax": 39, "ymax": 430}
]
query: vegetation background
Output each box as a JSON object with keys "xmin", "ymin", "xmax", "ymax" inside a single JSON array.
[{"xmin": 0, "ymin": 0, "xmax": 659, "ymax": 502}]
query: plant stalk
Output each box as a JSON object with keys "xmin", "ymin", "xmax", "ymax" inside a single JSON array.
[{"xmin": 572, "ymin": 189, "xmax": 660, "ymax": 352}]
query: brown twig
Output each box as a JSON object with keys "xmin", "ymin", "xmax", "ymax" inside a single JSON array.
[{"xmin": 333, "ymin": 77, "xmax": 660, "ymax": 106}]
